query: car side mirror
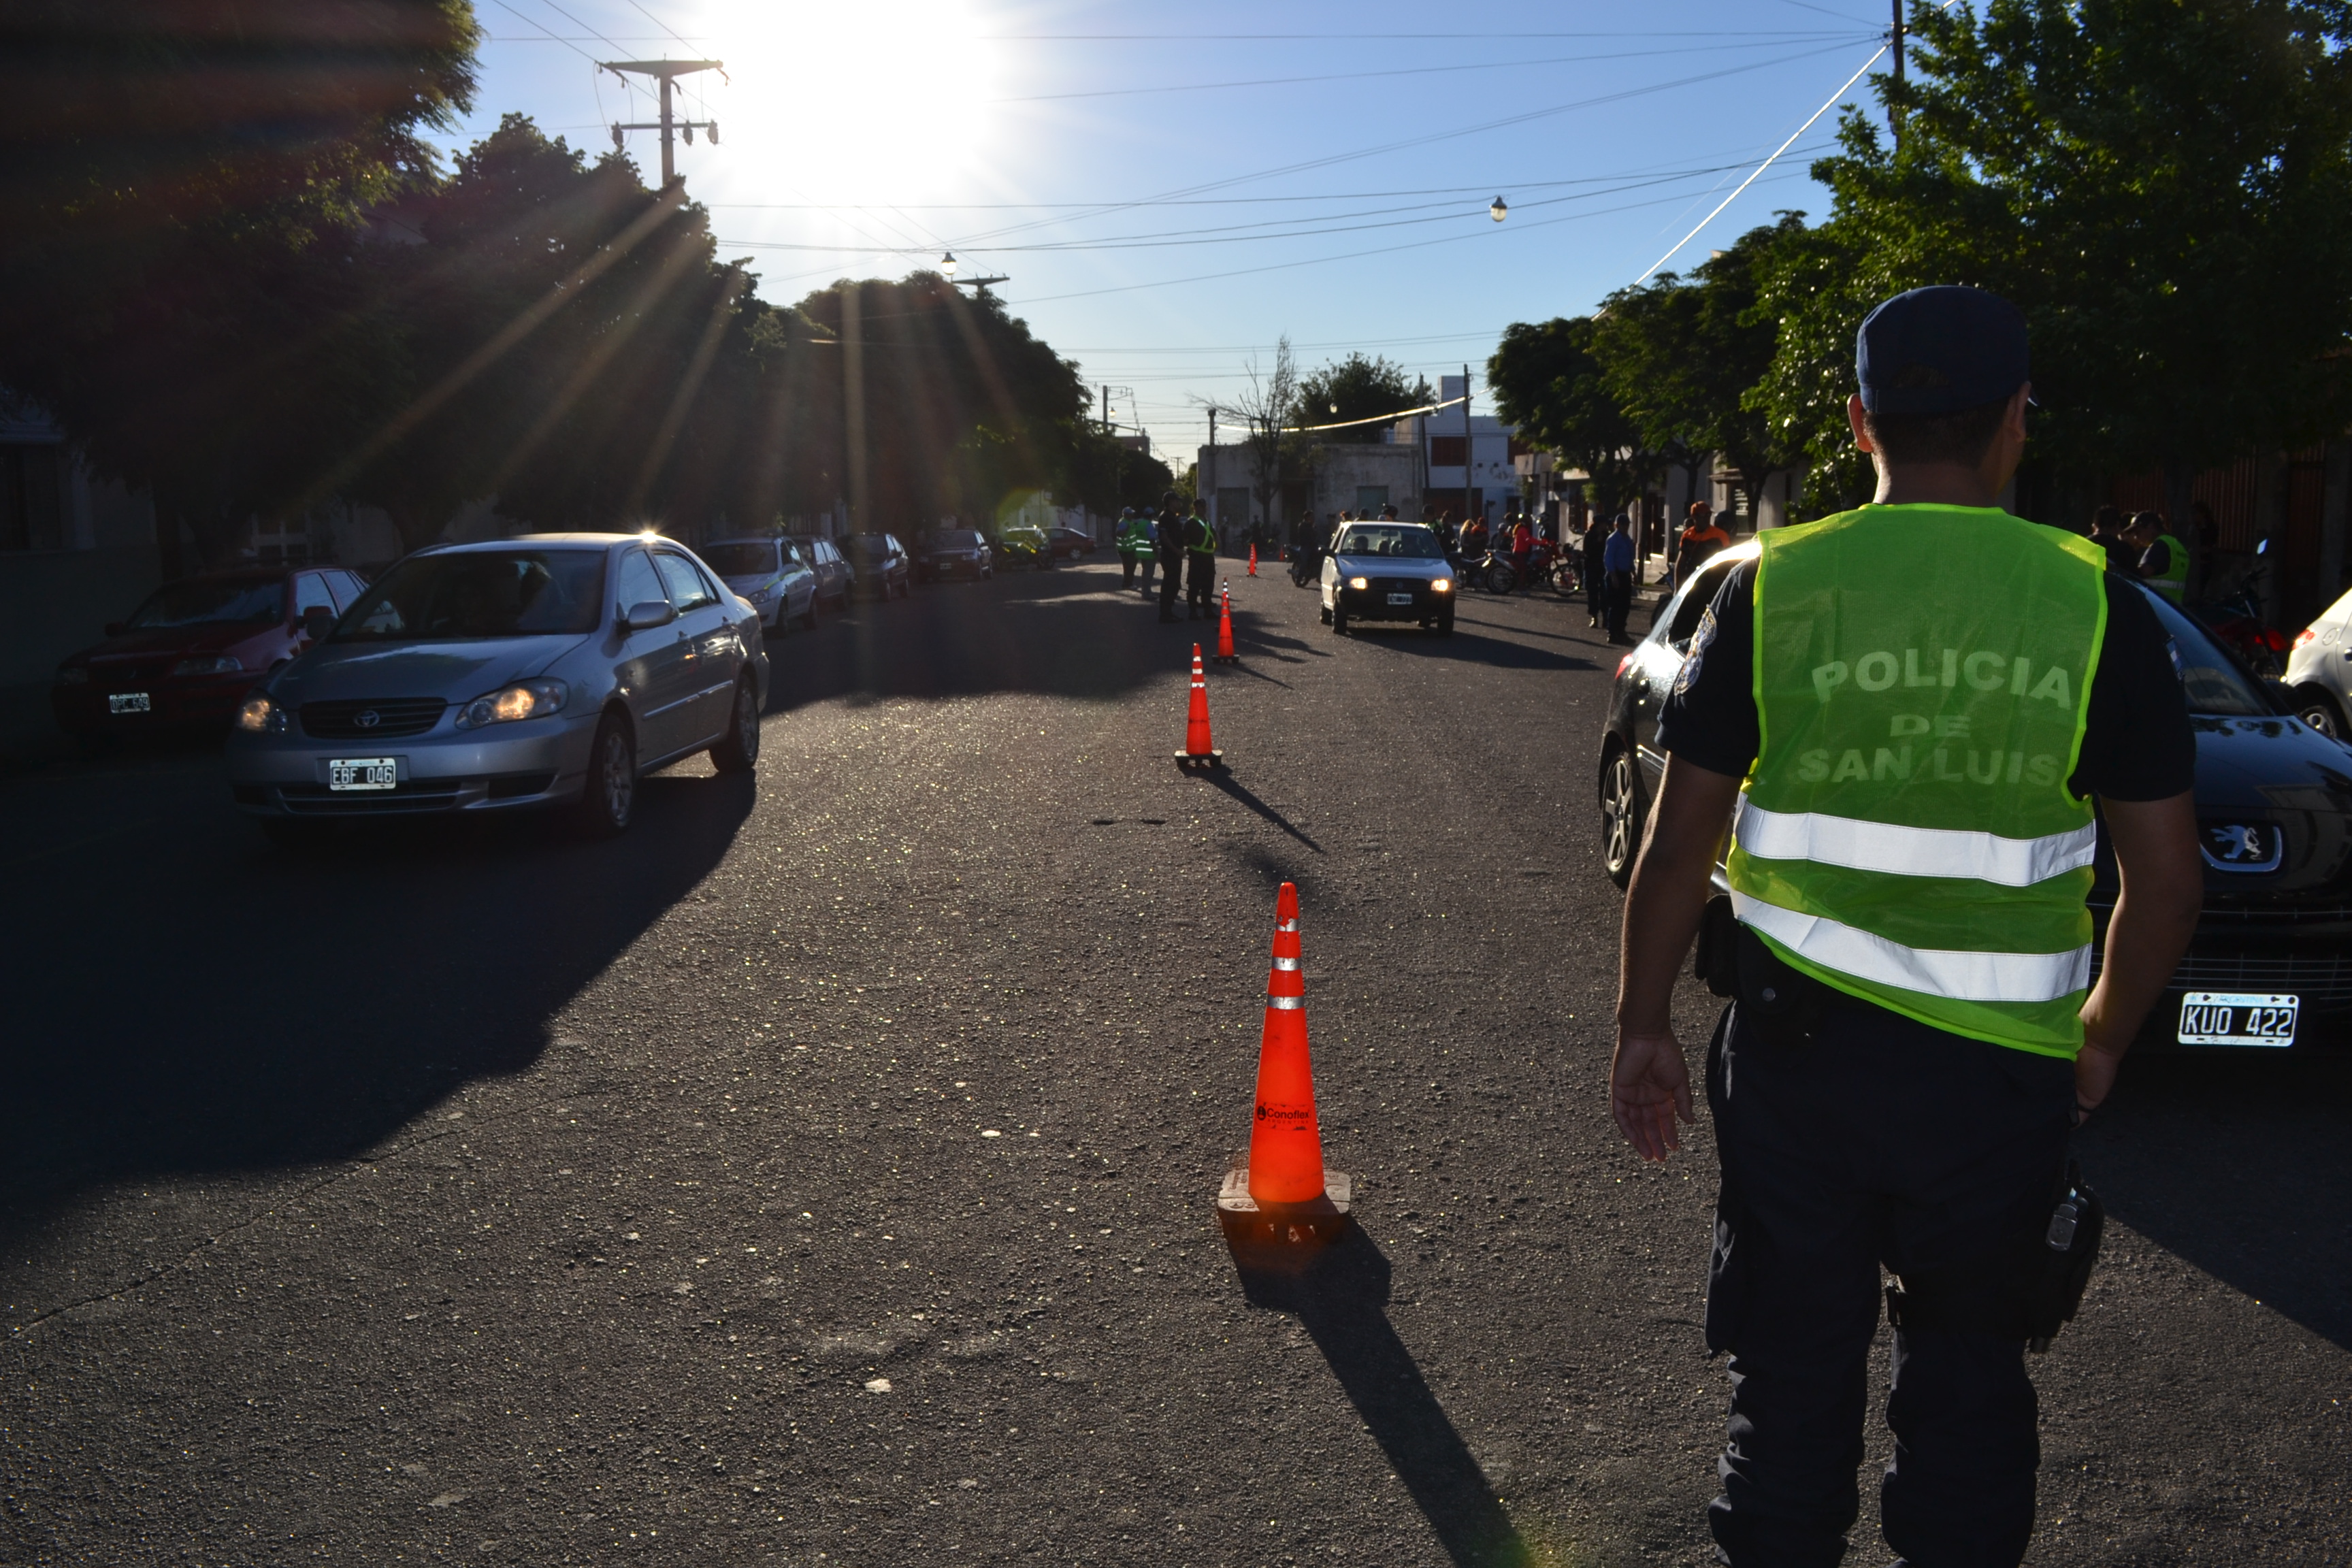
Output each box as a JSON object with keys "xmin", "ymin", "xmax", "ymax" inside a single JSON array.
[
  {"xmin": 301, "ymin": 605, "xmax": 336, "ymax": 640},
  {"xmin": 622, "ymin": 600, "xmax": 676, "ymax": 632}
]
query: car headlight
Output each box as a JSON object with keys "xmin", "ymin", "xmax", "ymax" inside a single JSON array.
[
  {"xmin": 172, "ymin": 654, "xmax": 244, "ymax": 677},
  {"xmin": 749, "ymin": 581, "xmax": 779, "ymax": 603},
  {"xmin": 235, "ymin": 693, "xmax": 287, "ymax": 734},
  {"xmin": 54, "ymin": 666, "xmax": 88, "ymax": 686},
  {"xmin": 1431, "ymin": 577, "xmax": 1453, "ymax": 592},
  {"xmin": 455, "ymin": 679, "xmax": 568, "ymax": 730},
  {"xmin": 1348, "ymin": 576, "xmax": 1369, "ymax": 591}
]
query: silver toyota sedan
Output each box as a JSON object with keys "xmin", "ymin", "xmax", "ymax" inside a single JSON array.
[{"xmin": 224, "ymin": 534, "xmax": 769, "ymax": 839}]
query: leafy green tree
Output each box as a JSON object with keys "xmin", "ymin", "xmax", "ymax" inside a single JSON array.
[
  {"xmin": 1297, "ymin": 353, "xmax": 1434, "ymax": 443},
  {"xmin": 0, "ymin": 0, "xmax": 480, "ymax": 570},
  {"xmin": 1754, "ymin": 0, "xmax": 2352, "ymax": 512},
  {"xmin": 1597, "ymin": 215, "xmax": 1809, "ymax": 523},
  {"xmin": 1487, "ymin": 316, "xmax": 1656, "ymax": 518}
]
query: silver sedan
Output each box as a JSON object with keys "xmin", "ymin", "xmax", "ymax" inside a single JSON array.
[
  {"xmin": 225, "ymin": 534, "xmax": 769, "ymax": 838},
  {"xmin": 1318, "ymin": 521, "xmax": 1457, "ymax": 635}
]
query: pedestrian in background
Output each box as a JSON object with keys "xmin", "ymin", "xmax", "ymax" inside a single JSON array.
[
  {"xmin": 1602, "ymin": 512, "xmax": 1636, "ymax": 644},
  {"xmin": 2127, "ymin": 509, "xmax": 2189, "ymax": 602},
  {"xmin": 1584, "ymin": 516, "xmax": 1609, "ymax": 627},
  {"xmin": 1672, "ymin": 502, "xmax": 1731, "ymax": 590},
  {"xmin": 1610, "ymin": 284, "xmax": 2202, "ymax": 1568},
  {"xmin": 2087, "ymin": 504, "xmax": 2136, "ymax": 574}
]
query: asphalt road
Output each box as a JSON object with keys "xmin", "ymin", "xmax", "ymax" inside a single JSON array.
[{"xmin": 3, "ymin": 557, "xmax": 2347, "ymax": 1567}]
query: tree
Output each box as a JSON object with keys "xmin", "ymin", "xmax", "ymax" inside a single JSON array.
[
  {"xmin": 1296, "ymin": 353, "xmax": 1433, "ymax": 444},
  {"xmin": 1596, "ymin": 215, "xmax": 1809, "ymax": 523},
  {"xmin": 1487, "ymin": 316, "xmax": 1656, "ymax": 519},
  {"xmin": 0, "ymin": 0, "xmax": 480, "ymax": 570},
  {"xmin": 1226, "ymin": 338, "xmax": 1306, "ymax": 536},
  {"xmin": 1753, "ymin": 0, "xmax": 2352, "ymax": 512}
]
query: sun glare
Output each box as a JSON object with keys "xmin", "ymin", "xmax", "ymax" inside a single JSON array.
[{"xmin": 696, "ymin": 0, "xmax": 998, "ymax": 197}]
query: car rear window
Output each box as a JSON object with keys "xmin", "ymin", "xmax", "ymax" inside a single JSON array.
[
  {"xmin": 127, "ymin": 578, "xmax": 284, "ymax": 629},
  {"xmin": 702, "ymin": 542, "xmax": 781, "ymax": 578},
  {"xmin": 337, "ymin": 550, "xmax": 608, "ymax": 641}
]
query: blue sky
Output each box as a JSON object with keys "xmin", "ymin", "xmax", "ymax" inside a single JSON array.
[{"xmin": 428, "ymin": 0, "xmax": 1899, "ymax": 463}]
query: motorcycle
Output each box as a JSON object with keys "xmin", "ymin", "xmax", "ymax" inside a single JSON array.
[
  {"xmin": 1287, "ymin": 543, "xmax": 1322, "ymax": 589},
  {"xmin": 1480, "ymin": 538, "xmax": 1577, "ymax": 596},
  {"xmin": 2189, "ymin": 538, "xmax": 2288, "ymax": 678}
]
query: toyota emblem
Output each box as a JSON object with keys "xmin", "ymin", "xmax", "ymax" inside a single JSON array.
[{"xmin": 355, "ymin": 708, "xmax": 380, "ymax": 728}]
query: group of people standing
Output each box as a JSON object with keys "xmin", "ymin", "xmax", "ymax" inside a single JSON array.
[
  {"xmin": 2087, "ymin": 504, "xmax": 2194, "ymax": 602},
  {"xmin": 1113, "ymin": 491, "xmax": 1218, "ymax": 622}
]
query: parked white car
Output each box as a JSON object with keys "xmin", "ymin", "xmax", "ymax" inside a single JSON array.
[{"xmin": 2284, "ymin": 586, "xmax": 2352, "ymax": 737}]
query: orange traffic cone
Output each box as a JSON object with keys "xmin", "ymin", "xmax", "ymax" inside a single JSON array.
[
  {"xmin": 1215, "ymin": 583, "xmax": 1237, "ymax": 662},
  {"xmin": 1175, "ymin": 643, "xmax": 1222, "ymax": 768},
  {"xmin": 1247, "ymin": 543, "xmax": 1258, "ymax": 576},
  {"xmin": 1218, "ymin": 883, "xmax": 1351, "ymax": 1244}
]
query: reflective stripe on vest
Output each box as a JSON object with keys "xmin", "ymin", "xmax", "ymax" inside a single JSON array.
[{"xmin": 1724, "ymin": 504, "xmax": 2108, "ymax": 1058}]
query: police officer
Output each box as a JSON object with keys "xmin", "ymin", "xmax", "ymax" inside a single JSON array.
[
  {"xmin": 2124, "ymin": 509, "xmax": 2190, "ymax": 603},
  {"xmin": 1154, "ymin": 491, "xmax": 1186, "ymax": 622},
  {"xmin": 1115, "ymin": 506, "xmax": 1147, "ymax": 588},
  {"xmin": 1609, "ymin": 287, "xmax": 2204, "ymax": 1568},
  {"xmin": 1185, "ymin": 495, "xmax": 1217, "ymax": 619}
]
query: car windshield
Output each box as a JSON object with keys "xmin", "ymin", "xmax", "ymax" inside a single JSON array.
[
  {"xmin": 2143, "ymin": 586, "xmax": 2272, "ymax": 716},
  {"xmin": 702, "ymin": 542, "xmax": 781, "ymax": 578},
  {"xmin": 126, "ymin": 578, "xmax": 283, "ymax": 629},
  {"xmin": 336, "ymin": 550, "xmax": 608, "ymax": 641},
  {"xmin": 845, "ymin": 536, "xmax": 892, "ymax": 556},
  {"xmin": 1338, "ymin": 525, "xmax": 1443, "ymax": 559},
  {"xmin": 931, "ymin": 532, "xmax": 981, "ymax": 548}
]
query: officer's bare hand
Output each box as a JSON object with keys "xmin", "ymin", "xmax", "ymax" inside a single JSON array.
[
  {"xmin": 2072, "ymin": 1036, "xmax": 2127, "ymax": 1120},
  {"xmin": 1611, "ymin": 1030, "xmax": 1695, "ymax": 1161}
]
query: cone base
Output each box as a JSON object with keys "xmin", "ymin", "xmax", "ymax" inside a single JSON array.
[
  {"xmin": 1215, "ymin": 1156, "xmax": 1351, "ymax": 1247},
  {"xmin": 1175, "ymin": 750, "xmax": 1225, "ymax": 768}
]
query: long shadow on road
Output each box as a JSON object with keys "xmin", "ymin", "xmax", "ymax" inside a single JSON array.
[
  {"xmin": 0, "ymin": 768, "xmax": 752, "ymax": 1254},
  {"xmin": 1232, "ymin": 1227, "xmax": 1533, "ymax": 1568},
  {"xmin": 2078, "ymin": 1051, "xmax": 2352, "ymax": 1349}
]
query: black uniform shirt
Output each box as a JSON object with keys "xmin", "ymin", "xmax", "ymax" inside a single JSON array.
[{"xmin": 1656, "ymin": 559, "xmax": 2196, "ymax": 801}]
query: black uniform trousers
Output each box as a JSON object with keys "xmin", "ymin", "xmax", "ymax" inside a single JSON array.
[
  {"xmin": 1603, "ymin": 568, "xmax": 1634, "ymax": 640},
  {"xmin": 1157, "ymin": 551, "xmax": 1184, "ymax": 618},
  {"xmin": 1703, "ymin": 994, "xmax": 2072, "ymax": 1568},
  {"xmin": 1186, "ymin": 551, "xmax": 1215, "ymax": 615}
]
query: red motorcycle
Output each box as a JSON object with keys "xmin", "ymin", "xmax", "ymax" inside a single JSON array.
[
  {"xmin": 2189, "ymin": 541, "xmax": 2289, "ymax": 678},
  {"xmin": 1482, "ymin": 536, "xmax": 1577, "ymax": 595}
]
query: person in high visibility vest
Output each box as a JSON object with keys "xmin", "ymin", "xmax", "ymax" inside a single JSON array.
[
  {"xmin": 1609, "ymin": 286, "xmax": 2204, "ymax": 1568},
  {"xmin": 2125, "ymin": 508, "xmax": 2190, "ymax": 602},
  {"xmin": 1183, "ymin": 495, "xmax": 1217, "ymax": 620},
  {"xmin": 1115, "ymin": 506, "xmax": 1149, "ymax": 589}
]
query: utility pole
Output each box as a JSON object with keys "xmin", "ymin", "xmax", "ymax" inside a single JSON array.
[
  {"xmin": 1462, "ymin": 362, "xmax": 1475, "ymax": 529},
  {"xmin": 603, "ymin": 59, "xmax": 724, "ymax": 186},
  {"xmin": 1206, "ymin": 407, "xmax": 1218, "ymax": 536},
  {"xmin": 1890, "ymin": 0, "xmax": 1906, "ymax": 149}
]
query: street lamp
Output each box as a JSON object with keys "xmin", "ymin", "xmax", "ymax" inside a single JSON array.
[
  {"xmin": 1490, "ymin": 195, "xmax": 1509, "ymax": 223},
  {"xmin": 941, "ymin": 252, "xmax": 958, "ymax": 278}
]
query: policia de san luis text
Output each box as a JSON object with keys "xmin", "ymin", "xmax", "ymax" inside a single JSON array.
[{"xmin": 1609, "ymin": 287, "xmax": 2205, "ymax": 1568}]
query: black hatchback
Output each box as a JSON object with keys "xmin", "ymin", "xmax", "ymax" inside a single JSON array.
[
  {"xmin": 843, "ymin": 533, "xmax": 911, "ymax": 599},
  {"xmin": 1599, "ymin": 541, "xmax": 2352, "ymax": 1054}
]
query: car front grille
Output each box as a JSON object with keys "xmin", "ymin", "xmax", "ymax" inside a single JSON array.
[
  {"xmin": 299, "ymin": 698, "xmax": 446, "ymax": 739},
  {"xmin": 277, "ymin": 780, "xmax": 466, "ymax": 815},
  {"xmin": 1367, "ymin": 576, "xmax": 1434, "ymax": 596},
  {"xmin": 2165, "ymin": 951, "xmax": 2352, "ymax": 1009}
]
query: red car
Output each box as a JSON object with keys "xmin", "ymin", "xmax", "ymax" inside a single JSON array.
[{"xmin": 51, "ymin": 566, "xmax": 370, "ymax": 741}]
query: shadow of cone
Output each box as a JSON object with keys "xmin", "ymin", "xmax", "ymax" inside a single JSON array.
[
  {"xmin": 1215, "ymin": 583, "xmax": 1237, "ymax": 662},
  {"xmin": 1218, "ymin": 881, "xmax": 1351, "ymax": 1248},
  {"xmin": 1175, "ymin": 643, "xmax": 1223, "ymax": 768}
]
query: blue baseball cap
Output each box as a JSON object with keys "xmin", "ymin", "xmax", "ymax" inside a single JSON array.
[{"xmin": 1856, "ymin": 285, "xmax": 2030, "ymax": 416}]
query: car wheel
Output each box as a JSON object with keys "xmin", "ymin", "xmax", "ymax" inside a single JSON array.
[
  {"xmin": 1332, "ymin": 606, "xmax": 1349, "ymax": 636},
  {"xmin": 710, "ymin": 679, "xmax": 761, "ymax": 774},
  {"xmin": 2294, "ymin": 684, "xmax": 2346, "ymax": 738},
  {"xmin": 1600, "ymin": 742, "xmax": 1645, "ymax": 889},
  {"xmin": 801, "ymin": 595, "xmax": 819, "ymax": 631},
  {"xmin": 572, "ymin": 711, "xmax": 637, "ymax": 838},
  {"xmin": 1437, "ymin": 610, "xmax": 1455, "ymax": 636},
  {"xmin": 1319, "ymin": 604, "xmax": 1332, "ymax": 625}
]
